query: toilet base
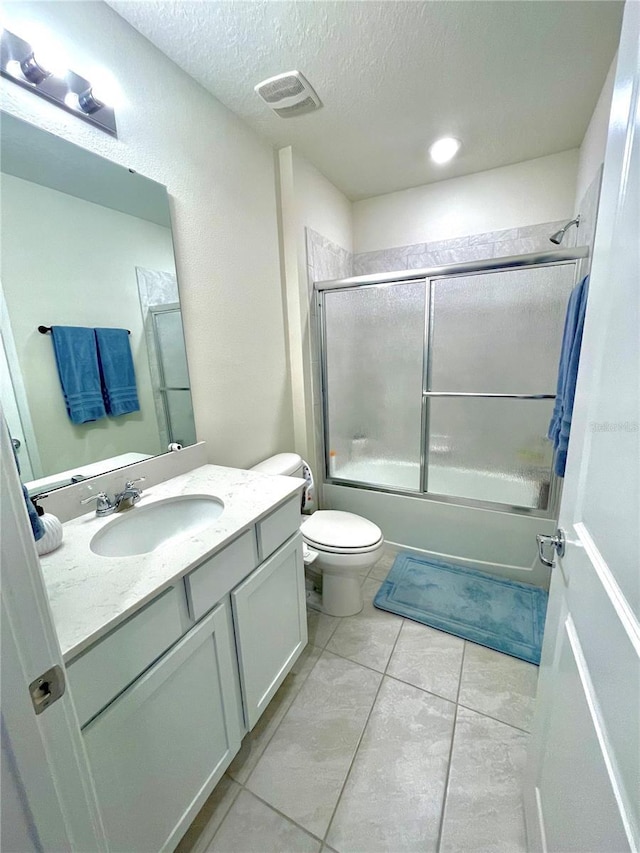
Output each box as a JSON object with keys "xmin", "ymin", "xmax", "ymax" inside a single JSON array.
[{"xmin": 322, "ymin": 572, "xmax": 364, "ymax": 617}]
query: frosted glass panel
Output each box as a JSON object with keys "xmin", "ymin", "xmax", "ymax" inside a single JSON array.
[
  {"xmin": 154, "ymin": 310, "xmax": 190, "ymax": 388},
  {"xmin": 164, "ymin": 390, "xmax": 196, "ymax": 447},
  {"xmin": 323, "ymin": 281, "xmax": 425, "ymax": 491},
  {"xmin": 430, "ymin": 264, "xmax": 577, "ymax": 393},
  {"xmin": 427, "ymin": 397, "xmax": 555, "ymax": 508}
]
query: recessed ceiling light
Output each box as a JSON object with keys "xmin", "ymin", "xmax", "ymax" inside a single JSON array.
[{"xmin": 429, "ymin": 137, "xmax": 461, "ymax": 164}]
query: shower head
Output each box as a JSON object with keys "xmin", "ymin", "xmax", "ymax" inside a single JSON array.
[{"xmin": 549, "ymin": 216, "xmax": 581, "ymax": 245}]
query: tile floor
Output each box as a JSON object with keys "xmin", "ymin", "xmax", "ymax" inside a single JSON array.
[{"xmin": 177, "ymin": 547, "xmax": 538, "ymax": 853}]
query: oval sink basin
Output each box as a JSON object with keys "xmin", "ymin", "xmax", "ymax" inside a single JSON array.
[{"xmin": 90, "ymin": 495, "xmax": 225, "ymax": 557}]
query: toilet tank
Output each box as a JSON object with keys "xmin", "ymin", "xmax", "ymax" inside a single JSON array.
[{"xmin": 250, "ymin": 452, "xmax": 304, "ymax": 478}]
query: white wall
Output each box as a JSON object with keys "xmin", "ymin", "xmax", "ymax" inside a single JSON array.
[
  {"xmin": 292, "ymin": 153, "xmax": 353, "ymax": 253},
  {"xmin": 1, "ymin": 174, "xmax": 173, "ymax": 475},
  {"xmin": 353, "ymin": 150, "xmax": 579, "ymax": 253},
  {"xmin": 575, "ymin": 55, "xmax": 617, "ymax": 208},
  {"xmin": 277, "ymin": 147, "xmax": 352, "ymax": 466},
  {"xmin": 0, "ymin": 1, "xmax": 293, "ymax": 469}
]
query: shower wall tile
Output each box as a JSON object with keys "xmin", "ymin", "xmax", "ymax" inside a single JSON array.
[
  {"xmin": 304, "ymin": 229, "xmax": 352, "ymax": 507},
  {"xmin": 352, "ymin": 220, "xmax": 566, "ymax": 276},
  {"xmin": 427, "ymin": 234, "xmax": 472, "ymax": 253},
  {"xmin": 307, "ymin": 228, "xmax": 352, "ymax": 284},
  {"xmin": 353, "ymin": 246, "xmax": 410, "ymax": 276},
  {"xmin": 517, "ymin": 220, "xmax": 566, "ymax": 242},
  {"xmin": 491, "ymin": 238, "xmax": 537, "ymax": 259},
  {"xmin": 468, "ymin": 226, "xmax": 520, "ymax": 246},
  {"xmin": 405, "ymin": 250, "xmax": 440, "ymax": 269}
]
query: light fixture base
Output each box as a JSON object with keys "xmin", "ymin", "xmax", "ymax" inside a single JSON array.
[{"xmin": 1, "ymin": 28, "xmax": 117, "ymax": 137}]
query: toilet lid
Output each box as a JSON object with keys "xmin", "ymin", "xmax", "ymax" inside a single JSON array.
[{"xmin": 300, "ymin": 510, "xmax": 382, "ymax": 550}]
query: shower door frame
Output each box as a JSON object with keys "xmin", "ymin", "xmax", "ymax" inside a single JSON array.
[{"xmin": 315, "ymin": 247, "xmax": 589, "ymax": 519}]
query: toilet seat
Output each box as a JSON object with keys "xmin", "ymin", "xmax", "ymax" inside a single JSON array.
[
  {"xmin": 301, "ymin": 510, "xmax": 383, "ymax": 555},
  {"xmin": 302, "ymin": 537, "xmax": 384, "ymax": 556}
]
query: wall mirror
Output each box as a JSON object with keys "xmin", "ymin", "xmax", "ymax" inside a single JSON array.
[{"xmin": 0, "ymin": 112, "xmax": 196, "ymax": 494}]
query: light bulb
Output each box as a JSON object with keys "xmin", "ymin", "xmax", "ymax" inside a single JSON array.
[
  {"xmin": 429, "ymin": 137, "xmax": 461, "ymax": 165},
  {"xmin": 31, "ymin": 44, "xmax": 68, "ymax": 78},
  {"xmin": 17, "ymin": 22, "xmax": 69, "ymax": 82}
]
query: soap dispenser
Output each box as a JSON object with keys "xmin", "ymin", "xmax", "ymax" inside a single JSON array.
[{"xmin": 32, "ymin": 494, "xmax": 63, "ymax": 556}]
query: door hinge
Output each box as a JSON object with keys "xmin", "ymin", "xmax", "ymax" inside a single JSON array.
[{"xmin": 29, "ymin": 665, "xmax": 66, "ymax": 715}]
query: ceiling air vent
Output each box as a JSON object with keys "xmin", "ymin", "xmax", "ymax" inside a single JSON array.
[{"xmin": 254, "ymin": 71, "xmax": 321, "ymax": 118}]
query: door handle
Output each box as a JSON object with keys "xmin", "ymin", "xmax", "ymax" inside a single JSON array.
[{"xmin": 536, "ymin": 529, "xmax": 566, "ymax": 567}]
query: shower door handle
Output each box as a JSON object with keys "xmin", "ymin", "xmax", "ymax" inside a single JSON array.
[{"xmin": 536, "ymin": 529, "xmax": 566, "ymax": 567}]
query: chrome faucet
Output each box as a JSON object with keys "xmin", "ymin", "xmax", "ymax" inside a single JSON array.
[
  {"xmin": 80, "ymin": 491, "xmax": 116, "ymax": 517},
  {"xmin": 113, "ymin": 478, "xmax": 145, "ymax": 512},
  {"xmin": 80, "ymin": 477, "xmax": 145, "ymax": 517}
]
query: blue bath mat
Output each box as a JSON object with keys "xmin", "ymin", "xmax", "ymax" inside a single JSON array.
[{"xmin": 374, "ymin": 553, "xmax": 548, "ymax": 664}]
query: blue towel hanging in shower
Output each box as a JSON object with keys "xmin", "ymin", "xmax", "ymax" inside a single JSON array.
[
  {"xmin": 549, "ymin": 276, "xmax": 589, "ymax": 477},
  {"xmin": 95, "ymin": 327, "xmax": 140, "ymax": 417},
  {"xmin": 50, "ymin": 326, "xmax": 107, "ymax": 424}
]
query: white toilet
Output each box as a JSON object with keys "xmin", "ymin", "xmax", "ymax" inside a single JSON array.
[{"xmin": 250, "ymin": 453, "xmax": 384, "ymax": 617}]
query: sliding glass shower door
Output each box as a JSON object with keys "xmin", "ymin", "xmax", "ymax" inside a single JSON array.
[
  {"xmin": 425, "ymin": 264, "xmax": 577, "ymax": 509},
  {"xmin": 322, "ymin": 281, "xmax": 426, "ymax": 491},
  {"xmin": 319, "ymin": 257, "xmax": 582, "ymax": 515}
]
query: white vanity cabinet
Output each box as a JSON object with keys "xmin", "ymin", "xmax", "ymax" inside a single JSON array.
[
  {"xmin": 82, "ymin": 600, "xmax": 242, "ymax": 853},
  {"xmin": 67, "ymin": 490, "xmax": 307, "ymax": 852},
  {"xmin": 232, "ymin": 533, "xmax": 307, "ymax": 729}
]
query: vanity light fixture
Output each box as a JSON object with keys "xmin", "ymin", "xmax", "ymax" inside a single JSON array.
[
  {"xmin": 429, "ymin": 136, "xmax": 461, "ymax": 164},
  {"xmin": 19, "ymin": 50, "xmax": 52, "ymax": 85},
  {"xmin": 0, "ymin": 26, "xmax": 117, "ymax": 136}
]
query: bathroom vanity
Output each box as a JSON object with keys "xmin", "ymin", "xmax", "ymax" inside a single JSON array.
[{"xmin": 39, "ymin": 465, "xmax": 307, "ymax": 852}]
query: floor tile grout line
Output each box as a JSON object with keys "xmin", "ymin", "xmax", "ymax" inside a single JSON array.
[
  {"xmin": 321, "ymin": 614, "xmax": 405, "ymax": 847},
  {"xmin": 319, "ymin": 637, "xmax": 466, "ymax": 709},
  {"xmin": 434, "ymin": 641, "xmax": 467, "ymax": 853},
  {"xmin": 231, "ymin": 639, "xmax": 325, "ymax": 787},
  {"xmin": 194, "ymin": 780, "xmax": 242, "ymax": 853},
  {"xmin": 455, "ymin": 641, "xmax": 466, "ymax": 704},
  {"xmin": 232, "ymin": 788, "xmax": 327, "ymax": 847},
  {"xmin": 434, "ymin": 703, "xmax": 459, "ymax": 853},
  {"xmin": 455, "ymin": 703, "xmax": 532, "ymax": 735}
]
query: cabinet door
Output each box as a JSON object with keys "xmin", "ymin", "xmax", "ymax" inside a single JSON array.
[
  {"xmin": 83, "ymin": 600, "xmax": 242, "ymax": 853},
  {"xmin": 232, "ymin": 533, "xmax": 307, "ymax": 730}
]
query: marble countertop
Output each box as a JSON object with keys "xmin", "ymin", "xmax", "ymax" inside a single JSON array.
[{"xmin": 39, "ymin": 464, "xmax": 304, "ymax": 662}]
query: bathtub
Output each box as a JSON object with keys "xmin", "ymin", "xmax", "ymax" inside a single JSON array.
[{"xmin": 323, "ymin": 458, "xmax": 556, "ymax": 589}]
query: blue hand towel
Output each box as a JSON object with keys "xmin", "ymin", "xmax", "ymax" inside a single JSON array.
[
  {"xmin": 7, "ymin": 424, "xmax": 44, "ymax": 541},
  {"xmin": 95, "ymin": 328, "xmax": 140, "ymax": 417},
  {"xmin": 51, "ymin": 326, "xmax": 107, "ymax": 424},
  {"xmin": 549, "ymin": 276, "xmax": 589, "ymax": 477}
]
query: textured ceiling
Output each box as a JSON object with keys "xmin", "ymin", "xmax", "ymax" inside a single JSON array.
[{"xmin": 108, "ymin": 0, "xmax": 623, "ymax": 200}]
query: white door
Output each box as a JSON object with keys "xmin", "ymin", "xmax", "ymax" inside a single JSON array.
[
  {"xmin": 524, "ymin": 4, "xmax": 639, "ymax": 852},
  {"xmin": 0, "ymin": 418, "xmax": 106, "ymax": 851}
]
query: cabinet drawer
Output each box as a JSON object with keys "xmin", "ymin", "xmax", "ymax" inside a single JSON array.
[
  {"xmin": 67, "ymin": 586, "xmax": 184, "ymax": 727},
  {"xmin": 256, "ymin": 497, "xmax": 300, "ymax": 560},
  {"xmin": 185, "ymin": 530, "xmax": 258, "ymax": 622}
]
